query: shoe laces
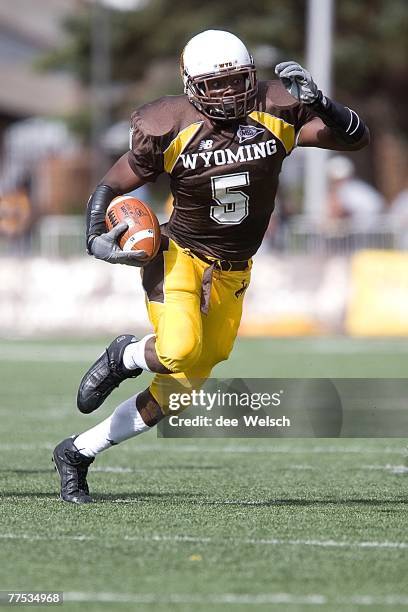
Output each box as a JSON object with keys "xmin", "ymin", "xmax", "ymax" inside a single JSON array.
[{"xmin": 107, "ymin": 350, "xmax": 140, "ymax": 380}]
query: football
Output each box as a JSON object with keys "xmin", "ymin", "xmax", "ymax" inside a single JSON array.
[{"xmin": 105, "ymin": 195, "xmax": 161, "ymax": 262}]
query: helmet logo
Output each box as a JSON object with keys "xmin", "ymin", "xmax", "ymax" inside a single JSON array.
[{"xmin": 237, "ymin": 125, "xmax": 265, "ymax": 144}]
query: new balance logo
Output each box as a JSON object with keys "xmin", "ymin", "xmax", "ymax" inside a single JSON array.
[
  {"xmin": 235, "ymin": 280, "xmax": 248, "ymax": 298},
  {"xmin": 237, "ymin": 125, "xmax": 265, "ymax": 144},
  {"xmin": 199, "ymin": 139, "xmax": 213, "ymax": 150}
]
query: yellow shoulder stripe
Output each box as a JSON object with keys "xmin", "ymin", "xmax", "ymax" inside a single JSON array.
[
  {"xmin": 249, "ymin": 111, "xmax": 295, "ymax": 154},
  {"xmin": 163, "ymin": 121, "xmax": 204, "ymax": 173}
]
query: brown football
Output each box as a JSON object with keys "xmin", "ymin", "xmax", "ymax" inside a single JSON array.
[{"xmin": 105, "ymin": 195, "xmax": 161, "ymax": 262}]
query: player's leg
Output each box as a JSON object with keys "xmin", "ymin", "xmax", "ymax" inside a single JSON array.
[
  {"xmin": 77, "ymin": 239, "xmax": 203, "ymax": 414},
  {"xmin": 147, "ymin": 263, "xmax": 252, "ymax": 415},
  {"xmin": 55, "ymin": 348, "xmax": 213, "ymax": 505},
  {"xmin": 127, "ymin": 240, "xmax": 209, "ymax": 412},
  {"xmin": 54, "ymin": 251, "xmax": 250, "ymax": 504},
  {"xmin": 53, "ymin": 387, "xmax": 161, "ymax": 504},
  {"xmin": 130, "ymin": 255, "xmax": 251, "ymax": 378},
  {"xmin": 54, "ymin": 357, "xmax": 204, "ymax": 505},
  {"xmin": 53, "ymin": 282, "xmax": 247, "ymax": 505},
  {"xmin": 76, "ymin": 334, "xmax": 143, "ymax": 414},
  {"xmin": 54, "ymin": 241, "xmax": 205, "ymax": 503},
  {"xmin": 202, "ymin": 265, "xmax": 251, "ymax": 367}
]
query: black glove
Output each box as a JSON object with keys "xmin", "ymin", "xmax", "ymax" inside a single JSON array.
[
  {"xmin": 275, "ymin": 61, "xmax": 319, "ymax": 104},
  {"xmin": 90, "ymin": 222, "xmax": 147, "ymax": 266},
  {"xmin": 275, "ymin": 60, "xmax": 367, "ymax": 145}
]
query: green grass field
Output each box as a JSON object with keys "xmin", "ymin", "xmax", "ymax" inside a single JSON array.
[{"xmin": 0, "ymin": 337, "xmax": 407, "ymax": 611}]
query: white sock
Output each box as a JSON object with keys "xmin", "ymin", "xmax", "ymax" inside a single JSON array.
[
  {"xmin": 123, "ymin": 333, "xmax": 155, "ymax": 371},
  {"xmin": 74, "ymin": 394, "xmax": 150, "ymax": 458}
]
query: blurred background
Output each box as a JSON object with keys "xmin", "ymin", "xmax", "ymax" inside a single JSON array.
[{"xmin": 0, "ymin": 0, "xmax": 408, "ymax": 338}]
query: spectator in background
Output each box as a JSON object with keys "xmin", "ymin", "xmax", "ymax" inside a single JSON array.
[
  {"xmin": 0, "ymin": 117, "xmax": 80, "ymax": 255},
  {"xmin": 326, "ymin": 155, "xmax": 385, "ymax": 230},
  {"xmin": 0, "ymin": 177, "xmax": 34, "ymax": 255}
]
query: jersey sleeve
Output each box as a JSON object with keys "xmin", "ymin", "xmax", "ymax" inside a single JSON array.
[
  {"xmin": 262, "ymin": 81, "xmax": 318, "ymax": 152},
  {"xmin": 128, "ymin": 110, "xmax": 164, "ymax": 182}
]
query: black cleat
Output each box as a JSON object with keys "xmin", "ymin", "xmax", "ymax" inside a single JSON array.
[
  {"xmin": 77, "ymin": 334, "xmax": 142, "ymax": 414},
  {"xmin": 53, "ymin": 436, "xmax": 95, "ymax": 504}
]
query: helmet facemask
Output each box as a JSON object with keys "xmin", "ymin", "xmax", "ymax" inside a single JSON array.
[{"xmin": 183, "ymin": 66, "xmax": 258, "ymax": 121}]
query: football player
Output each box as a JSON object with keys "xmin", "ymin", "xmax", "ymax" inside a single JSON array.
[{"xmin": 53, "ymin": 30, "xmax": 369, "ymax": 503}]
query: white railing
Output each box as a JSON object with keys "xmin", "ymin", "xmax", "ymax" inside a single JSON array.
[
  {"xmin": 281, "ymin": 214, "xmax": 404, "ymax": 254},
  {"xmin": 37, "ymin": 215, "xmax": 85, "ymax": 257},
  {"xmin": 1, "ymin": 213, "xmax": 407, "ymax": 258}
]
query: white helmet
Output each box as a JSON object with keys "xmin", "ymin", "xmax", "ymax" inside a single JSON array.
[{"xmin": 180, "ymin": 30, "xmax": 257, "ymax": 121}]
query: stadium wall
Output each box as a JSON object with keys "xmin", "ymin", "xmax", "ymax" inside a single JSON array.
[{"xmin": 1, "ymin": 251, "xmax": 407, "ymax": 338}]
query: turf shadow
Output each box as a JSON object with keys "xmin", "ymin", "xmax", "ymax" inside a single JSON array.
[
  {"xmin": 93, "ymin": 491, "xmax": 204, "ymax": 502},
  {"xmin": 0, "ymin": 466, "xmax": 221, "ymax": 475},
  {"xmin": 1, "ymin": 490, "xmax": 406, "ymax": 506},
  {"xmin": 90, "ymin": 493, "xmax": 408, "ymax": 506}
]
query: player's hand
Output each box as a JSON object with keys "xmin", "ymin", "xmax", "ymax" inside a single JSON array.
[
  {"xmin": 90, "ymin": 222, "xmax": 147, "ymax": 266},
  {"xmin": 275, "ymin": 61, "xmax": 319, "ymax": 104}
]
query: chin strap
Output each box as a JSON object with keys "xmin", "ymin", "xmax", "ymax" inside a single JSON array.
[
  {"xmin": 311, "ymin": 90, "xmax": 367, "ymax": 144},
  {"xmin": 86, "ymin": 184, "xmax": 119, "ymax": 254}
]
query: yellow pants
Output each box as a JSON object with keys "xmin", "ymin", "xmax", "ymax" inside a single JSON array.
[{"xmin": 141, "ymin": 238, "xmax": 251, "ymax": 413}]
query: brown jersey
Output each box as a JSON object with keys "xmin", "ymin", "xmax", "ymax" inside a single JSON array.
[{"xmin": 128, "ymin": 80, "xmax": 316, "ymax": 261}]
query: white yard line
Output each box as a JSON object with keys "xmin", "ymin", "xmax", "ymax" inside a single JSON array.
[
  {"xmin": 1, "ymin": 532, "xmax": 407, "ymax": 551},
  {"xmin": 362, "ymin": 464, "xmax": 408, "ymax": 474},
  {"xmin": 63, "ymin": 591, "xmax": 328, "ymax": 605},
  {"xmin": 0, "ymin": 442, "xmax": 402, "ymax": 454},
  {"xmin": 0, "ymin": 346, "xmax": 100, "ymax": 362},
  {"xmin": 0, "ymin": 533, "xmax": 93, "ymax": 541},
  {"xmin": 263, "ymin": 338, "xmax": 408, "ymax": 354},
  {"xmin": 93, "ymin": 466, "xmax": 134, "ymax": 473},
  {"xmin": 61, "ymin": 591, "xmax": 408, "ymax": 606},
  {"xmin": 242, "ymin": 538, "xmax": 408, "ymax": 550}
]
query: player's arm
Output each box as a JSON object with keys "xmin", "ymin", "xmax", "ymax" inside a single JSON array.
[
  {"xmin": 86, "ymin": 152, "xmax": 147, "ymax": 266},
  {"xmin": 275, "ymin": 61, "xmax": 370, "ymax": 151}
]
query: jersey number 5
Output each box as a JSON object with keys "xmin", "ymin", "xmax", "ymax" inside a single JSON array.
[{"xmin": 210, "ymin": 172, "xmax": 249, "ymax": 225}]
